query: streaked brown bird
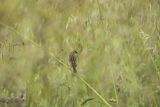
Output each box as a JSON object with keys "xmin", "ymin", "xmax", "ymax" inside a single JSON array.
[{"xmin": 69, "ymin": 50, "xmax": 78, "ymax": 73}]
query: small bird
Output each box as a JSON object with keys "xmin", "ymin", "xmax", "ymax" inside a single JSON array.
[{"xmin": 69, "ymin": 50, "xmax": 78, "ymax": 73}]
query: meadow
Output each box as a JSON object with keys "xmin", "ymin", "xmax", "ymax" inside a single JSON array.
[{"xmin": 0, "ymin": 0, "xmax": 160, "ymax": 107}]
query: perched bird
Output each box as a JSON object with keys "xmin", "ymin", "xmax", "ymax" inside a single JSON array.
[{"xmin": 69, "ymin": 50, "xmax": 78, "ymax": 73}]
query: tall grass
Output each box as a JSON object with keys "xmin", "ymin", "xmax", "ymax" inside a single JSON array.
[{"xmin": 0, "ymin": 0, "xmax": 160, "ymax": 107}]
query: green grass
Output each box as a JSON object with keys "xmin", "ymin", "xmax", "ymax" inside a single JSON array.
[{"xmin": 0, "ymin": 0, "xmax": 160, "ymax": 107}]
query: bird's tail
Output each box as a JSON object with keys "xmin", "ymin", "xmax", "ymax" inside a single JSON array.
[{"xmin": 73, "ymin": 67, "xmax": 77, "ymax": 73}]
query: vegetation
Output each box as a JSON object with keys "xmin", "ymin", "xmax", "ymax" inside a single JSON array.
[{"xmin": 0, "ymin": 0, "xmax": 160, "ymax": 107}]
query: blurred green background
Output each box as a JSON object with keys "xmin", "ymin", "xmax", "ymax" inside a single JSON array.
[{"xmin": 0, "ymin": 0, "xmax": 160, "ymax": 107}]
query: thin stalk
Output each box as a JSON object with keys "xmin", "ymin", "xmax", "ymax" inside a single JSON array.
[{"xmin": 111, "ymin": 72, "xmax": 119, "ymax": 107}]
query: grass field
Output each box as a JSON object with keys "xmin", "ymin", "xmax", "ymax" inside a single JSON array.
[{"xmin": 0, "ymin": 0, "xmax": 160, "ymax": 107}]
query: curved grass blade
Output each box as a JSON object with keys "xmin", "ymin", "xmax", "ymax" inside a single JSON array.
[{"xmin": 81, "ymin": 97, "xmax": 95, "ymax": 106}]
